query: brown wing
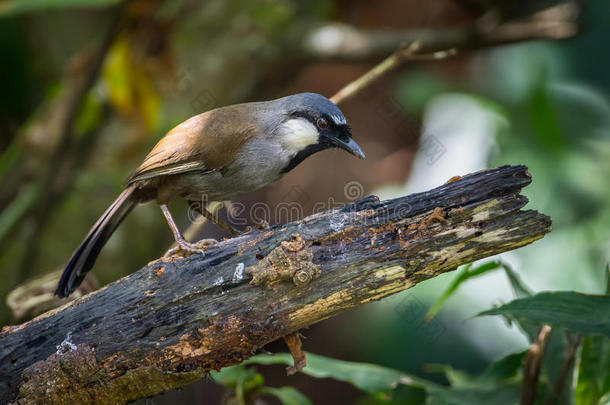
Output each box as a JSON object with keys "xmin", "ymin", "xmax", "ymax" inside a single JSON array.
[{"xmin": 126, "ymin": 105, "xmax": 258, "ymax": 184}]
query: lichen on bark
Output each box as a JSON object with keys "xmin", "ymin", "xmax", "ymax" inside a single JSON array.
[{"xmin": 246, "ymin": 234, "xmax": 321, "ymax": 287}]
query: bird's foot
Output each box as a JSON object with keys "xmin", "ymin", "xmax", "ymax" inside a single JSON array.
[
  {"xmin": 256, "ymin": 219, "xmax": 270, "ymax": 230},
  {"xmin": 241, "ymin": 220, "xmax": 270, "ymax": 235},
  {"xmin": 164, "ymin": 238, "xmax": 218, "ymax": 257},
  {"xmin": 211, "ymin": 219, "xmax": 244, "ymax": 237},
  {"xmin": 227, "ymin": 226, "xmax": 246, "ymax": 237}
]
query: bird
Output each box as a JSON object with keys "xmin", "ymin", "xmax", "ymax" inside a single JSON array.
[{"xmin": 55, "ymin": 92, "xmax": 365, "ymax": 297}]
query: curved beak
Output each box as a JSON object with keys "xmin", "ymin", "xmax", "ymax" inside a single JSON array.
[{"xmin": 332, "ymin": 137, "xmax": 366, "ymax": 159}]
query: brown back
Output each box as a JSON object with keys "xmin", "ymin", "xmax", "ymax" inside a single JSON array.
[{"xmin": 126, "ymin": 105, "xmax": 258, "ymax": 184}]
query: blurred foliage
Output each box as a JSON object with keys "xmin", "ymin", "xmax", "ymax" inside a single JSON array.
[
  {"xmin": 212, "ymin": 363, "xmax": 312, "ymax": 405},
  {"xmin": 388, "ymin": 1, "xmax": 610, "ymax": 401},
  {"xmin": 0, "ymin": 0, "xmax": 337, "ymax": 327},
  {"xmin": 1, "ymin": 0, "xmax": 610, "ymax": 404},
  {"xmin": 240, "ymin": 352, "xmax": 430, "ymax": 398},
  {"xmin": 0, "ymin": 0, "xmax": 120, "ymax": 17},
  {"xmin": 102, "ymin": 35, "xmax": 161, "ymax": 131},
  {"xmin": 213, "ymin": 340, "xmax": 524, "ymax": 404},
  {"xmin": 209, "ymin": 261, "xmax": 609, "ymax": 404},
  {"xmin": 576, "ymin": 335, "xmax": 610, "ymax": 404},
  {"xmin": 0, "ymin": 19, "xmax": 36, "ymax": 148},
  {"xmin": 426, "ymin": 261, "xmax": 502, "ymax": 320},
  {"xmin": 573, "ymin": 268, "xmax": 610, "ymax": 404},
  {"xmin": 480, "ymin": 291, "xmax": 610, "ymax": 337}
]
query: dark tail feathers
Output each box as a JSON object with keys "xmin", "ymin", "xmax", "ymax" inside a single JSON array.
[{"xmin": 56, "ymin": 185, "xmax": 139, "ymax": 297}]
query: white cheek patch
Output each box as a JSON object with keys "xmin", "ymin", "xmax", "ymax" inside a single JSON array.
[{"xmin": 279, "ymin": 118, "xmax": 319, "ymax": 154}]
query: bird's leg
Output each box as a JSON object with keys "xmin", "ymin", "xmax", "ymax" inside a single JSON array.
[
  {"xmin": 161, "ymin": 204, "xmax": 217, "ymax": 257},
  {"xmin": 222, "ymin": 201, "xmax": 269, "ymax": 235},
  {"xmin": 200, "ymin": 205, "xmax": 244, "ymax": 237}
]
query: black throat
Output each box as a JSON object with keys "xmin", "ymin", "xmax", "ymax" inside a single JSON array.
[{"xmin": 281, "ymin": 143, "xmax": 328, "ymax": 174}]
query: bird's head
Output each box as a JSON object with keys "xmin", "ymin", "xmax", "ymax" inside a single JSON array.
[{"xmin": 275, "ymin": 93, "xmax": 365, "ymax": 173}]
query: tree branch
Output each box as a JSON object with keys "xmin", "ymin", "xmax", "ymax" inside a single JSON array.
[
  {"xmin": 543, "ymin": 333, "xmax": 582, "ymax": 405},
  {"xmin": 0, "ymin": 165, "xmax": 551, "ymax": 404},
  {"xmin": 327, "ymin": 1, "xmax": 579, "ymax": 105},
  {"xmin": 309, "ymin": 2, "xmax": 578, "ymax": 61},
  {"xmin": 521, "ymin": 325, "xmax": 553, "ymax": 405}
]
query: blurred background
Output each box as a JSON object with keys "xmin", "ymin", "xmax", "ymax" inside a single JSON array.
[{"xmin": 1, "ymin": 0, "xmax": 609, "ymax": 404}]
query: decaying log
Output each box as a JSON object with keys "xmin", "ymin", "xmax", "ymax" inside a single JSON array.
[{"xmin": 0, "ymin": 165, "xmax": 551, "ymax": 404}]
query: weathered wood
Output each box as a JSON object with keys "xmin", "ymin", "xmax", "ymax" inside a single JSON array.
[{"xmin": 0, "ymin": 165, "xmax": 551, "ymax": 404}]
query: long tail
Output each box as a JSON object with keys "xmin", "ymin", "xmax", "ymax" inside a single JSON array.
[{"xmin": 55, "ymin": 185, "xmax": 139, "ymax": 297}]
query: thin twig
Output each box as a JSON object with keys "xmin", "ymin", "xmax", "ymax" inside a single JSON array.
[
  {"xmin": 543, "ymin": 333, "xmax": 582, "ymax": 405},
  {"xmin": 328, "ymin": 2, "xmax": 579, "ymax": 106},
  {"xmin": 521, "ymin": 325, "xmax": 553, "ymax": 405},
  {"xmin": 283, "ymin": 333, "xmax": 306, "ymax": 375},
  {"xmin": 330, "ymin": 42, "xmax": 455, "ymax": 105}
]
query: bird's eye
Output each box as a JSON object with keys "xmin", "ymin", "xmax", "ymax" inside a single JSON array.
[{"xmin": 316, "ymin": 118, "xmax": 329, "ymax": 129}]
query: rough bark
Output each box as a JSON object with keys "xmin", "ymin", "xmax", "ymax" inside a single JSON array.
[{"xmin": 0, "ymin": 165, "xmax": 551, "ymax": 404}]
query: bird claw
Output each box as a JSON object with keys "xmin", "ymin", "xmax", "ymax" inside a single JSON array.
[
  {"xmin": 164, "ymin": 238, "xmax": 218, "ymax": 258},
  {"xmin": 227, "ymin": 227, "xmax": 246, "ymax": 237},
  {"xmin": 193, "ymin": 238, "xmax": 219, "ymax": 248},
  {"xmin": 239, "ymin": 220, "xmax": 269, "ymax": 236},
  {"xmin": 256, "ymin": 219, "xmax": 270, "ymax": 230}
]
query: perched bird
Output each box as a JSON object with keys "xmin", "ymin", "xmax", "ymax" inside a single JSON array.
[{"xmin": 56, "ymin": 92, "xmax": 365, "ymax": 297}]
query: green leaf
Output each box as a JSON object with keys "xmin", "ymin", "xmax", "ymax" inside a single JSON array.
[
  {"xmin": 575, "ymin": 336, "xmax": 610, "ymax": 405},
  {"xmin": 541, "ymin": 332, "xmax": 574, "ymax": 397},
  {"xmin": 426, "ymin": 264, "xmax": 470, "ymax": 321},
  {"xmin": 241, "ymin": 352, "xmax": 524, "ymax": 405},
  {"xmin": 0, "ymin": 138, "xmax": 21, "ymax": 180},
  {"xmin": 426, "ymin": 351, "xmax": 525, "ymax": 389},
  {"xmin": 501, "ymin": 262, "xmax": 534, "ymax": 298},
  {"xmin": 478, "ymin": 351, "xmax": 526, "ymax": 382},
  {"xmin": 396, "ymin": 72, "xmax": 455, "ymax": 113},
  {"xmin": 0, "ymin": 183, "xmax": 38, "ymax": 241},
  {"xmin": 478, "ymin": 291, "xmax": 610, "ymax": 337},
  {"xmin": 0, "ymin": 0, "xmax": 120, "ymax": 16},
  {"xmin": 606, "ymin": 264, "xmax": 610, "ymax": 295},
  {"xmin": 427, "ymin": 261, "xmax": 501, "ymax": 320},
  {"xmin": 258, "ymin": 386, "xmax": 313, "ymax": 405},
  {"xmin": 75, "ymin": 89, "xmax": 103, "ymax": 135},
  {"xmin": 242, "ymin": 352, "xmax": 436, "ymax": 396},
  {"xmin": 211, "ymin": 364, "xmax": 256, "ymax": 387},
  {"xmin": 526, "ymin": 70, "xmax": 566, "ymax": 150},
  {"xmin": 426, "ymin": 383, "xmax": 521, "ymax": 405},
  {"xmin": 211, "ymin": 364, "xmax": 264, "ymax": 404},
  {"xmin": 424, "ymin": 364, "xmax": 477, "ymax": 388},
  {"xmin": 356, "ymin": 387, "xmax": 426, "ymax": 405},
  {"xmin": 499, "ymin": 263, "xmax": 538, "ymax": 341},
  {"xmin": 422, "ymin": 360, "xmax": 523, "ymax": 405},
  {"xmin": 102, "ymin": 37, "xmax": 160, "ymax": 131}
]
